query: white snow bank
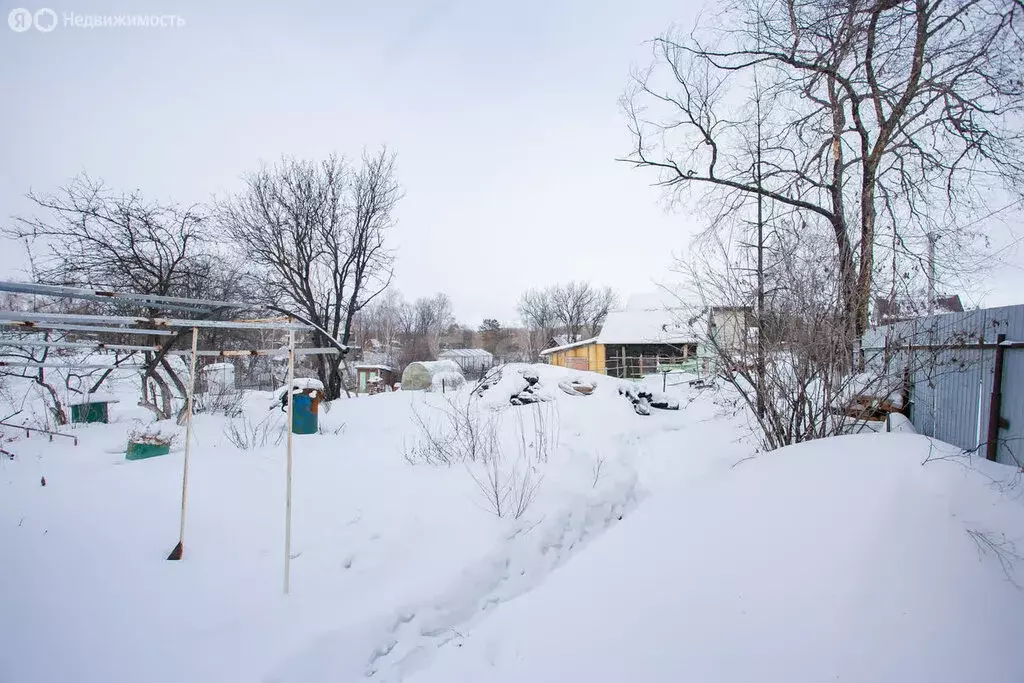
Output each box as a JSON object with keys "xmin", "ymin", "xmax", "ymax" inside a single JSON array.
[
  {"xmin": 407, "ymin": 433, "xmax": 1024, "ymax": 683},
  {"xmin": 2, "ymin": 361, "xmax": 734, "ymax": 683}
]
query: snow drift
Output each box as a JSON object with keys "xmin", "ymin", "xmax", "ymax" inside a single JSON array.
[
  {"xmin": 404, "ymin": 433, "xmax": 1024, "ymax": 683},
  {"xmin": 2, "ymin": 362, "xmax": 1023, "ymax": 683}
]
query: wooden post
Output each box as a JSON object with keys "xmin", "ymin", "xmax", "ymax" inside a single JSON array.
[
  {"xmin": 621, "ymin": 346, "xmax": 626, "ymax": 379},
  {"xmin": 640, "ymin": 354, "xmax": 645, "ymax": 377},
  {"xmin": 168, "ymin": 327, "xmax": 198, "ymax": 561},
  {"xmin": 284, "ymin": 328, "xmax": 295, "ymax": 594},
  {"xmin": 985, "ymin": 333, "xmax": 1007, "ymax": 462}
]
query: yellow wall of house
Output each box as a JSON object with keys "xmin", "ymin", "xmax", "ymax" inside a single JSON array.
[{"xmin": 546, "ymin": 343, "xmax": 605, "ymax": 372}]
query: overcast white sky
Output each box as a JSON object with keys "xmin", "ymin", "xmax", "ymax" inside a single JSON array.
[{"xmin": 2, "ymin": 0, "xmax": 1022, "ymax": 327}]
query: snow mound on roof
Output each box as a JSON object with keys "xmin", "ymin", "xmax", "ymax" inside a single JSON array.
[{"xmin": 406, "ymin": 433, "xmax": 1024, "ymax": 683}]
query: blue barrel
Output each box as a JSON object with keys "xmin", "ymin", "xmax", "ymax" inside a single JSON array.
[{"xmin": 291, "ymin": 393, "xmax": 319, "ymax": 434}]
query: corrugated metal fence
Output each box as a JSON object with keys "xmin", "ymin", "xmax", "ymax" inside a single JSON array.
[{"xmin": 862, "ymin": 305, "xmax": 1024, "ymax": 467}]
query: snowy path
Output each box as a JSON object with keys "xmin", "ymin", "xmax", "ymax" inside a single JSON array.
[
  {"xmin": 1, "ymin": 368, "xmax": 752, "ymax": 683},
  {"xmin": 269, "ymin": 381, "xmax": 751, "ymax": 683}
]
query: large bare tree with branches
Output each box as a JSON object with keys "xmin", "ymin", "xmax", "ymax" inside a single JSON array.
[
  {"xmin": 518, "ymin": 282, "xmax": 618, "ymax": 351},
  {"xmin": 7, "ymin": 174, "xmax": 222, "ymax": 420},
  {"xmin": 623, "ymin": 0, "xmax": 1024, "ymax": 342},
  {"xmin": 217, "ymin": 148, "xmax": 400, "ymax": 398}
]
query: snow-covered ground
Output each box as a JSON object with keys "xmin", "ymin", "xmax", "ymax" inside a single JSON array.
[{"xmin": 1, "ymin": 364, "xmax": 1023, "ymax": 682}]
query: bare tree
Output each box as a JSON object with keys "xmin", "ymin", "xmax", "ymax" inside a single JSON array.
[
  {"xmin": 623, "ymin": 0, "xmax": 1024, "ymax": 342},
  {"xmin": 397, "ymin": 293, "xmax": 455, "ymax": 365},
  {"xmin": 339, "ymin": 149, "xmax": 401, "ymax": 346},
  {"xmin": 681, "ymin": 214, "xmax": 958, "ymax": 451},
  {"xmin": 518, "ymin": 288, "xmax": 558, "ymax": 359},
  {"xmin": 585, "ymin": 286, "xmax": 618, "ymax": 337},
  {"xmin": 217, "ymin": 149, "xmax": 400, "ymax": 398},
  {"xmin": 550, "ymin": 281, "xmax": 596, "ymax": 340},
  {"xmin": 6, "ymin": 174, "xmax": 216, "ymax": 419},
  {"xmin": 518, "ymin": 283, "xmax": 619, "ymax": 353}
]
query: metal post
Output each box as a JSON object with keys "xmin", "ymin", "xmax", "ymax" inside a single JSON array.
[
  {"xmin": 284, "ymin": 328, "xmax": 295, "ymax": 594},
  {"xmin": 985, "ymin": 334, "xmax": 1007, "ymax": 462},
  {"xmin": 168, "ymin": 327, "xmax": 198, "ymax": 561}
]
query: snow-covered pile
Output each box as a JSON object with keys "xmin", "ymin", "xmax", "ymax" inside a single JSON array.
[{"xmin": 2, "ymin": 363, "xmax": 1023, "ymax": 683}]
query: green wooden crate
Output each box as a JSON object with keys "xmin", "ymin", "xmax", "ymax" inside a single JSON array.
[
  {"xmin": 71, "ymin": 402, "xmax": 109, "ymax": 424},
  {"xmin": 126, "ymin": 441, "xmax": 170, "ymax": 461}
]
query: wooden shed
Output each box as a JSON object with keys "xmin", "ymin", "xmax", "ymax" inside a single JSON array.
[
  {"xmin": 354, "ymin": 364, "xmax": 394, "ymax": 394},
  {"xmin": 539, "ymin": 337, "xmax": 604, "ymax": 372},
  {"xmin": 539, "ymin": 293, "xmax": 718, "ymax": 378}
]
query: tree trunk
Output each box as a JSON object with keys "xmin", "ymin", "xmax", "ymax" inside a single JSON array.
[{"xmin": 855, "ymin": 173, "xmax": 878, "ymax": 341}]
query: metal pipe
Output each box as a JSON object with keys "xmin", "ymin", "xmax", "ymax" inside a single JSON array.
[
  {"xmin": 0, "ymin": 340, "xmax": 157, "ymax": 352},
  {"xmin": 0, "ymin": 281, "xmax": 245, "ymax": 311},
  {"xmin": 284, "ymin": 328, "xmax": 295, "ymax": 595},
  {"xmin": 0, "ymin": 339, "xmax": 341, "ymax": 357},
  {"xmin": 0, "ymin": 421, "xmax": 78, "ymax": 445},
  {"xmin": 986, "ymin": 333, "xmax": 1007, "ymax": 462},
  {"xmin": 0, "ymin": 362, "xmax": 146, "ymax": 370},
  {"xmin": 0, "ymin": 322, "xmax": 176, "ymax": 336},
  {"xmin": 0, "ymin": 311, "xmax": 310, "ymax": 332},
  {"xmin": 174, "ymin": 328, "xmax": 199, "ymax": 560}
]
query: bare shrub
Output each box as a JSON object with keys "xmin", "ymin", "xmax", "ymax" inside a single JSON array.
[
  {"xmin": 224, "ymin": 413, "xmax": 283, "ymax": 451},
  {"xmin": 514, "ymin": 401, "xmax": 559, "ymax": 465},
  {"xmin": 967, "ymin": 529, "xmax": 1022, "ymax": 589},
  {"xmin": 406, "ymin": 395, "xmax": 495, "ymax": 465},
  {"xmin": 591, "ymin": 455, "xmax": 606, "ymax": 489},
  {"xmin": 194, "ymin": 383, "xmax": 245, "ymax": 418},
  {"xmin": 406, "ymin": 394, "xmax": 558, "ymax": 518}
]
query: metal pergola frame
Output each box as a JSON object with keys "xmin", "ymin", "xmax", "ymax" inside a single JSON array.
[
  {"xmin": 0, "ymin": 339, "xmax": 341, "ymax": 358},
  {"xmin": 0, "ymin": 280, "xmax": 354, "ymax": 594}
]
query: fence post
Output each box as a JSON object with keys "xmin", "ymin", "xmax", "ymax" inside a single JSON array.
[{"xmin": 985, "ymin": 333, "xmax": 1007, "ymax": 462}]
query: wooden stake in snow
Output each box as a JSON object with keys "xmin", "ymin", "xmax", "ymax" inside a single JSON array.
[
  {"xmin": 167, "ymin": 327, "xmax": 199, "ymax": 561},
  {"xmin": 284, "ymin": 328, "xmax": 295, "ymax": 594}
]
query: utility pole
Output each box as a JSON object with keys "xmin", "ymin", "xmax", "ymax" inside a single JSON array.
[
  {"xmin": 926, "ymin": 232, "xmax": 937, "ymax": 316},
  {"xmin": 754, "ymin": 70, "xmax": 766, "ymax": 420}
]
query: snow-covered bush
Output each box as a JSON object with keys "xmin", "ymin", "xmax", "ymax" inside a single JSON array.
[
  {"xmin": 127, "ymin": 420, "xmax": 177, "ymax": 446},
  {"xmin": 406, "ymin": 391, "xmax": 558, "ymax": 518},
  {"xmin": 223, "ymin": 413, "xmax": 283, "ymax": 451},
  {"xmin": 406, "ymin": 395, "xmax": 498, "ymax": 466},
  {"xmin": 194, "ymin": 383, "xmax": 245, "ymax": 418}
]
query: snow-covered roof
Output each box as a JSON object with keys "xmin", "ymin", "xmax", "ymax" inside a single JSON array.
[
  {"xmin": 355, "ymin": 363, "xmax": 392, "ymax": 371},
  {"xmin": 548, "ymin": 334, "xmax": 582, "ymax": 348},
  {"xmin": 68, "ymin": 392, "xmax": 118, "ymax": 406},
  {"xmin": 437, "ymin": 348, "xmax": 493, "ymax": 359},
  {"xmin": 539, "ymin": 336, "xmax": 599, "ymax": 356},
  {"xmin": 597, "ymin": 293, "xmax": 703, "ymax": 345}
]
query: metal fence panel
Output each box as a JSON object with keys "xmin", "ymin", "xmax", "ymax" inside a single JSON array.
[{"xmin": 864, "ymin": 304, "xmax": 1023, "ymax": 466}]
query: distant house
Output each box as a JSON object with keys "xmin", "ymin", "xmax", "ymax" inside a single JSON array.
[
  {"xmin": 873, "ymin": 295, "xmax": 964, "ymax": 325},
  {"xmin": 353, "ymin": 364, "xmax": 394, "ymax": 394},
  {"xmin": 540, "ymin": 293, "xmax": 751, "ymax": 377},
  {"xmin": 540, "ymin": 293, "xmax": 754, "ymax": 378},
  {"xmin": 436, "ymin": 348, "xmax": 494, "ymax": 375}
]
